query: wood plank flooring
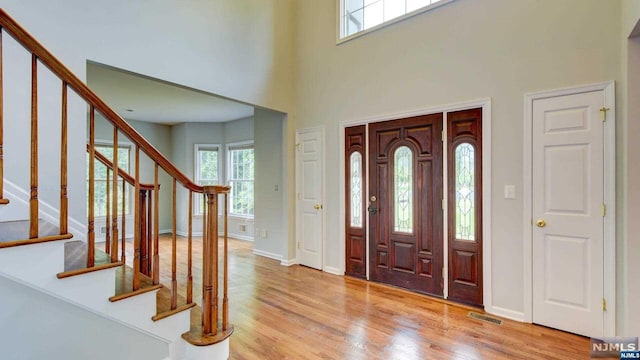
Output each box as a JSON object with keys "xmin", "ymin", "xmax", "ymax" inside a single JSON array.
[{"xmin": 104, "ymin": 235, "xmax": 591, "ymax": 359}]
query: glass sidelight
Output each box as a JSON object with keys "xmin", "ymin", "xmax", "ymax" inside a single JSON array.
[{"xmin": 394, "ymin": 146, "xmax": 413, "ymax": 234}]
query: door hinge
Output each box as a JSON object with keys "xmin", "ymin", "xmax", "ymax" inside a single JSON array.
[
  {"xmin": 602, "ymin": 298, "xmax": 607, "ymax": 311},
  {"xmin": 295, "ymin": 143, "xmax": 301, "ymax": 151},
  {"xmin": 442, "ymin": 198, "xmax": 445, "ymax": 210},
  {"xmin": 600, "ymin": 107, "xmax": 610, "ymax": 122},
  {"xmin": 442, "ymin": 267, "xmax": 445, "ymax": 280},
  {"xmin": 297, "ymin": 192, "xmax": 301, "ymax": 201},
  {"xmin": 441, "ymin": 131, "xmax": 444, "ymax": 142},
  {"xmin": 297, "ymin": 242, "xmax": 300, "ymax": 250},
  {"xmin": 601, "ymin": 203, "xmax": 606, "ymax": 217}
]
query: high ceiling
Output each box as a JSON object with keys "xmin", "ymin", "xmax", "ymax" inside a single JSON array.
[{"xmin": 86, "ymin": 62, "xmax": 254, "ymax": 125}]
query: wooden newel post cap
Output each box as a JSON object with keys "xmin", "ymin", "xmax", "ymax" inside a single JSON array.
[{"xmin": 203, "ymin": 185, "xmax": 231, "ymax": 195}]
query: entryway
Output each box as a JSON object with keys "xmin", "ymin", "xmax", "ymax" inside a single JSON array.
[{"xmin": 344, "ymin": 106, "xmax": 485, "ymax": 307}]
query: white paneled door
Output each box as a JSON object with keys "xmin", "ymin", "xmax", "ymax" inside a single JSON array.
[
  {"xmin": 532, "ymin": 90, "xmax": 605, "ymax": 337},
  {"xmin": 296, "ymin": 129, "xmax": 323, "ymax": 270}
]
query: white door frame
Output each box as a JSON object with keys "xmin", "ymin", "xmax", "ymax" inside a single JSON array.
[
  {"xmin": 295, "ymin": 127, "xmax": 326, "ymax": 270},
  {"xmin": 338, "ymin": 98, "xmax": 492, "ymax": 307},
  {"xmin": 523, "ymin": 81, "xmax": 616, "ymax": 336}
]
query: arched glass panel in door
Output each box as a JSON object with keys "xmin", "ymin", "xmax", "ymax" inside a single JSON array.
[
  {"xmin": 455, "ymin": 143, "xmax": 475, "ymax": 241},
  {"xmin": 350, "ymin": 152, "xmax": 363, "ymax": 228},
  {"xmin": 394, "ymin": 146, "xmax": 413, "ymax": 234}
]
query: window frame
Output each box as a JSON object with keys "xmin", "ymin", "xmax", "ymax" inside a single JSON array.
[
  {"xmin": 193, "ymin": 143, "xmax": 221, "ymax": 215},
  {"xmin": 226, "ymin": 141, "xmax": 255, "ymax": 219},
  {"xmin": 337, "ymin": 0, "xmax": 455, "ymax": 43},
  {"xmin": 89, "ymin": 141, "xmax": 133, "ymax": 218}
]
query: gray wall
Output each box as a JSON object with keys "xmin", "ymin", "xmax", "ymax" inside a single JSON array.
[
  {"xmin": 91, "ymin": 116, "xmax": 260, "ymax": 239},
  {"xmin": 621, "ymin": 0, "xmax": 640, "ymax": 337},
  {"xmin": 91, "ymin": 116, "xmax": 174, "ymax": 235},
  {"xmin": 254, "ymin": 109, "xmax": 285, "ymax": 258},
  {"xmin": 171, "ymin": 118, "xmax": 256, "ymax": 238}
]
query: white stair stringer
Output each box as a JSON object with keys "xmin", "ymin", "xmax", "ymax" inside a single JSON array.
[{"xmin": 0, "ymin": 241, "xmax": 227, "ymax": 360}]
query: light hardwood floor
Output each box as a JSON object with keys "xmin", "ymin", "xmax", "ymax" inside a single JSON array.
[{"xmin": 112, "ymin": 235, "xmax": 591, "ymax": 359}]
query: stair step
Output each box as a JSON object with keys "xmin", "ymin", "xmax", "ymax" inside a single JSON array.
[
  {"xmin": 0, "ymin": 233, "xmax": 73, "ymax": 249},
  {"xmin": 63, "ymin": 240, "xmax": 111, "ymax": 272},
  {"xmin": 110, "ymin": 265, "xmax": 162, "ymax": 302},
  {"xmin": 182, "ymin": 313, "xmax": 234, "ymax": 346},
  {"xmin": 0, "ymin": 219, "xmax": 61, "ymax": 243},
  {"xmin": 152, "ymin": 300, "xmax": 196, "ymax": 322},
  {"xmin": 57, "ymin": 261, "xmax": 123, "ymax": 279}
]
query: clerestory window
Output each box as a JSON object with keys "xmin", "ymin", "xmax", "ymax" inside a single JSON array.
[{"xmin": 340, "ymin": 0, "xmax": 453, "ymax": 40}]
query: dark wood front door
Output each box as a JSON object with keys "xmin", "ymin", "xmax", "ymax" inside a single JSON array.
[{"xmin": 368, "ymin": 114, "xmax": 443, "ymax": 296}]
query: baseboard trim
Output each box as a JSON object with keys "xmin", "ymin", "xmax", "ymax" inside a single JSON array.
[
  {"xmin": 228, "ymin": 234, "xmax": 254, "ymax": 242},
  {"xmin": 252, "ymin": 249, "xmax": 282, "ymax": 261},
  {"xmin": 175, "ymin": 230, "xmax": 253, "ymax": 241},
  {"xmin": 485, "ymin": 305, "xmax": 525, "ymax": 322},
  {"xmin": 280, "ymin": 258, "xmax": 297, "ymax": 266},
  {"xmin": 323, "ymin": 266, "xmax": 343, "ymax": 276}
]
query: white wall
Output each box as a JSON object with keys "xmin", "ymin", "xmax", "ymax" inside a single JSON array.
[
  {"xmin": 293, "ymin": 0, "xmax": 623, "ymax": 325},
  {"xmin": 2, "ymin": 0, "xmax": 294, "ymax": 112},
  {"xmin": 0, "ymin": 275, "xmax": 169, "ymax": 360},
  {"xmin": 621, "ymin": 0, "xmax": 640, "ymax": 337},
  {"xmin": 254, "ymin": 109, "xmax": 286, "ymax": 260}
]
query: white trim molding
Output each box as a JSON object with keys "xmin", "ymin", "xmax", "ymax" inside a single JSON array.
[
  {"xmin": 280, "ymin": 258, "xmax": 297, "ymax": 267},
  {"xmin": 323, "ymin": 266, "xmax": 343, "ymax": 276},
  {"xmin": 339, "ymin": 98, "xmax": 493, "ymax": 310},
  {"xmin": 489, "ymin": 306, "xmax": 526, "ymax": 323},
  {"xmin": 523, "ymin": 81, "xmax": 616, "ymax": 336},
  {"xmin": 253, "ymin": 248, "xmax": 282, "ymax": 262}
]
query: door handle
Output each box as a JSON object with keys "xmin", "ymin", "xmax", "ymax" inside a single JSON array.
[
  {"xmin": 314, "ymin": 204, "xmax": 323, "ymax": 210},
  {"xmin": 536, "ymin": 219, "xmax": 546, "ymax": 228},
  {"xmin": 368, "ymin": 205, "xmax": 377, "ymax": 215}
]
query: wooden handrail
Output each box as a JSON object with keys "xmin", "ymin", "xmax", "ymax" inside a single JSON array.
[
  {"xmin": 88, "ymin": 144, "xmax": 155, "ymax": 191},
  {"xmin": 0, "ymin": 9, "xmax": 203, "ymax": 193}
]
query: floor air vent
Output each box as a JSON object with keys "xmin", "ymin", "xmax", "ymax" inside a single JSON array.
[{"xmin": 467, "ymin": 312, "xmax": 503, "ymax": 325}]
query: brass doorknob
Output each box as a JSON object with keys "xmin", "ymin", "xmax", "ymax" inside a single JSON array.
[
  {"xmin": 536, "ymin": 219, "xmax": 546, "ymax": 228},
  {"xmin": 314, "ymin": 204, "xmax": 323, "ymax": 210}
]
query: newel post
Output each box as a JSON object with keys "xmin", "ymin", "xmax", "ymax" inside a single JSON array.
[
  {"xmin": 202, "ymin": 186, "xmax": 218, "ymax": 335},
  {"xmin": 201, "ymin": 185, "xmax": 232, "ymax": 337}
]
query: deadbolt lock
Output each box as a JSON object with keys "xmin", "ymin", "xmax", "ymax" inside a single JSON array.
[{"xmin": 370, "ymin": 195, "xmax": 377, "ymax": 202}]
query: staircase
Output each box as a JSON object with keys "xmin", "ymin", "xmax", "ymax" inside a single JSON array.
[{"xmin": 0, "ymin": 8, "xmax": 233, "ymax": 360}]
